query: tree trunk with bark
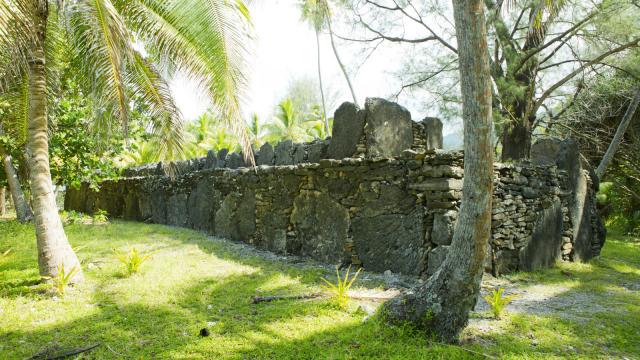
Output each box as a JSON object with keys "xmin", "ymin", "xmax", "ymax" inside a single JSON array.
[
  {"xmin": 0, "ymin": 186, "xmax": 5, "ymax": 217},
  {"xmin": 327, "ymin": 17, "xmax": 358, "ymax": 105},
  {"xmin": 316, "ymin": 29, "xmax": 330, "ymax": 136},
  {"xmin": 27, "ymin": 1, "xmax": 83, "ymax": 283},
  {"xmin": 383, "ymin": 0, "xmax": 494, "ymax": 343},
  {"xmin": 596, "ymin": 88, "xmax": 640, "ymax": 178},
  {"xmin": 2, "ymin": 155, "xmax": 33, "ymax": 223}
]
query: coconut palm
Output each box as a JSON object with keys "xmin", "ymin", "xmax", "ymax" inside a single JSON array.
[
  {"xmin": 300, "ymin": 0, "xmax": 358, "ymax": 115},
  {"xmin": 0, "ymin": 0, "xmax": 252, "ymax": 283},
  {"xmin": 265, "ymin": 98, "xmax": 318, "ymax": 143}
]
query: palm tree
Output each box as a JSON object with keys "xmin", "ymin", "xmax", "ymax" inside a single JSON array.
[
  {"xmin": 265, "ymin": 99, "xmax": 317, "ymax": 143},
  {"xmin": 247, "ymin": 113, "xmax": 267, "ymax": 148},
  {"xmin": 300, "ymin": 0, "xmax": 358, "ymax": 110},
  {"xmin": 0, "ymin": 0, "xmax": 252, "ymax": 282}
]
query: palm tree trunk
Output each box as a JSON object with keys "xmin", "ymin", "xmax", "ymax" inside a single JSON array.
[
  {"xmin": 327, "ymin": 18, "xmax": 358, "ymax": 105},
  {"xmin": 384, "ymin": 0, "xmax": 493, "ymax": 343},
  {"xmin": 27, "ymin": 1, "xmax": 83, "ymax": 283},
  {"xmin": 2, "ymin": 154, "xmax": 33, "ymax": 223},
  {"xmin": 596, "ymin": 88, "xmax": 640, "ymax": 179},
  {"xmin": 315, "ymin": 29, "xmax": 330, "ymax": 136},
  {"xmin": 0, "ymin": 186, "xmax": 5, "ymax": 217}
]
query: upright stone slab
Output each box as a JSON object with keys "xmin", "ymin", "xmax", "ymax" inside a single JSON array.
[
  {"xmin": 518, "ymin": 199, "xmax": 563, "ymax": 271},
  {"xmin": 205, "ymin": 150, "xmax": 218, "ymax": 169},
  {"xmin": 307, "ymin": 140, "xmax": 328, "ymax": 163},
  {"xmin": 217, "ymin": 149, "xmax": 229, "ymax": 168},
  {"xmin": 226, "ymin": 152, "xmax": 244, "ymax": 169},
  {"xmin": 293, "ymin": 143, "xmax": 306, "ymax": 164},
  {"xmin": 326, "ymin": 102, "xmax": 365, "ymax": 159},
  {"xmin": 275, "ymin": 140, "xmax": 294, "ymax": 165},
  {"xmin": 422, "ymin": 117, "xmax": 443, "ymax": 150},
  {"xmin": 257, "ymin": 142, "xmax": 275, "ymax": 166},
  {"xmin": 364, "ymin": 98, "xmax": 413, "ymax": 158},
  {"xmin": 531, "ymin": 137, "xmax": 606, "ymax": 261},
  {"xmin": 291, "ymin": 191, "xmax": 349, "ymax": 263}
]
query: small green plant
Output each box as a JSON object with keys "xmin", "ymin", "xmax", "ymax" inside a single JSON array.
[
  {"xmin": 484, "ymin": 288, "xmax": 516, "ymax": 319},
  {"xmin": 92, "ymin": 209, "xmax": 109, "ymax": 223},
  {"xmin": 46, "ymin": 263, "xmax": 80, "ymax": 296},
  {"xmin": 321, "ymin": 265, "xmax": 362, "ymax": 310},
  {"xmin": 114, "ymin": 246, "xmax": 155, "ymax": 276}
]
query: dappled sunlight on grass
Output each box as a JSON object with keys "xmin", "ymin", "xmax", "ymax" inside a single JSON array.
[{"xmin": 1, "ymin": 220, "xmax": 638, "ymax": 358}]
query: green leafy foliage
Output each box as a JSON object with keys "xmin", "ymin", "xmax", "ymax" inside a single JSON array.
[
  {"xmin": 92, "ymin": 209, "xmax": 109, "ymax": 223},
  {"xmin": 320, "ymin": 265, "xmax": 361, "ymax": 310},
  {"xmin": 484, "ymin": 288, "xmax": 516, "ymax": 319},
  {"xmin": 114, "ymin": 246, "xmax": 155, "ymax": 276},
  {"xmin": 47, "ymin": 263, "xmax": 80, "ymax": 297}
]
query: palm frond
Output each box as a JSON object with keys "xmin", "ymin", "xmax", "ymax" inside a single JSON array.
[
  {"xmin": 115, "ymin": 0, "xmax": 253, "ymax": 163},
  {"xmin": 129, "ymin": 53, "xmax": 184, "ymax": 160},
  {"xmin": 0, "ymin": 0, "xmax": 33, "ymax": 93},
  {"xmin": 65, "ymin": 0, "xmax": 132, "ymax": 139}
]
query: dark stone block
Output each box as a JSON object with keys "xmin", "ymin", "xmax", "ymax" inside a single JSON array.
[
  {"xmin": 275, "ymin": 140, "xmax": 294, "ymax": 165},
  {"xmin": 519, "ymin": 199, "xmax": 563, "ymax": 271},
  {"xmin": 257, "ymin": 142, "xmax": 275, "ymax": 166},
  {"xmin": 291, "ymin": 191, "xmax": 349, "ymax": 263},
  {"xmin": 326, "ymin": 102, "xmax": 365, "ymax": 159},
  {"xmin": 422, "ymin": 117, "xmax": 443, "ymax": 150},
  {"xmin": 352, "ymin": 208, "xmax": 425, "ymax": 275},
  {"xmin": 364, "ymin": 98, "xmax": 413, "ymax": 158}
]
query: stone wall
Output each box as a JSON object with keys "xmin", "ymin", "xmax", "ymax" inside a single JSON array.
[{"xmin": 66, "ymin": 98, "xmax": 605, "ymax": 277}]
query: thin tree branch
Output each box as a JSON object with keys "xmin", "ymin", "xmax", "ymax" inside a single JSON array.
[{"xmin": 533, "ymin": 37, "xmax": 640, "ymax": 115}]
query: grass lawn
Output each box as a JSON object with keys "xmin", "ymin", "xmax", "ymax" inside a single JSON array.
[{"xmin": 0, "ymin": 219, "xmax": 638, "ymax": 359}]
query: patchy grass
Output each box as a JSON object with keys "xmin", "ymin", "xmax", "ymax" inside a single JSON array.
[
  {"xmin": 465, "ymin": 230, "xmax": 640, "ymax": 359},
  {"xmin": 0, "ymin": 220, "xmax": 638, "ymax": 359}
]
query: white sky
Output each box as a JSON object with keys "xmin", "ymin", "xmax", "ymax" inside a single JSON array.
[{"xmin": 169, "ymin": 0, "xmax": 460, "ymax": 136}]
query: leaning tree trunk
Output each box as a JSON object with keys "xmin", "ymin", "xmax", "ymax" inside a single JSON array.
[
  {"xmin": 596, "ymin": 88, "xmax": 640, "ymax": 179},
  {"xmin": 315, "ymin": 29, "xmax": 330, "ymax": 136},
  {"xmin": 0, "ymin": 186, "xmax": 5, "ymax": 217},
  {"xmin": 27, "ymin": 2, "xmax": 83, "ymax": 283},
  {"xmin": 2, "ymin": 155, "xmax": 33, "ymax": 223},
  {"xmin": 327, "ymin": 17, "xmax": 358, "ymax": 105},
  {"xmin": 383, "ymin": 0, "xmax": 493, "ymax": 343}
]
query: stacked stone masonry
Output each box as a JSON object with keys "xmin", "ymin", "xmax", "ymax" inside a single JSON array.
[{"xmin": 66, "ymin": 98, "xmax": 605, "ymax": 277}]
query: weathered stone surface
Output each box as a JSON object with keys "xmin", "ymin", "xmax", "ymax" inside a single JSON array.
[
  {"xmin": 422, "ymin": 117, "xmax": 443, "ymax": 150},
  {"xmin": 531, "ymin": 137, "xmax": 606, "ymax": 261},
  {"xmin": 306, "ymin": 140, "xmax": 327, "ymax": 163},
  {"xmin": 150, "ymin": 188, "xmax": 167, "ymax": 224},
  {"xmin": 187, "ymin": 179, "xmax": 216, "ymax": 231},
  {"xmin": 327, "ymin": 102, "xmax": 366, "ymax": 159},
  {"xmin": 275, "ymin": 140, "xmax": 294, "ymax": 165},
  {"xmin": 519, "ymin": 199, "xmax": 563, "ymax": 271},
  {"xmin": 67, "ymin": 138, "xmax": 605, "ymax": 278},
  {"xmin": 352, "ymin": 208, "xmax": 425, "ymax": 275},
  {"xmin": 432, "ymin": 211, "xmax": 456, "ymax": 245},
  {"xmin": 226, "ymin": 152, "xmax": 244, "ymax": 169},
  {"xmin": 293, "ymin": 143, "xmax": 306, "ymax": 164},
  {"xmin": 166, "ymin": 193, "xmax": 188, "ymax": 226},
  {"xmin": 427, "ymin": 245, "xmax": 449, "ymax": 275},
  {"xmin": 291, "ymin": 191, "xmax": 349, "ymax": 263},
  {"xmin": 215, "ymin": 191, "xmax": 256, "ymax": 241},
  {"xmin": 364, "ymin": 98, "xmax": 413, "ymax": 158},
  {"xmin": 217, "ymin": 149, "xmax": 229, "ymax": 167},
  {"xmin": 257, "ymin": 142, "xmax": 275, "ymax": 166}
]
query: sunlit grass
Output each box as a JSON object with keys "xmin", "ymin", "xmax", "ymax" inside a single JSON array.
[{"xmin": 1, "ymin": 220, "xmax": 638, "ymax": 359}]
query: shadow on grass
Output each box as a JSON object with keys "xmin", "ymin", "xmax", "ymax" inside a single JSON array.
[{"xmin": 2, "ymin": 220, "xmax": 639, "ymax": 359}]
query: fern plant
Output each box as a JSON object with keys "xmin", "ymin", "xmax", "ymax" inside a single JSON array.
[
  {"xmin": 321, "ymin": 265, "xmax": 362, "ymax": 310},
  {"xmin": 114, "ymin": 247, "xmax": 155, "ymax": 276},
  {"xmin": 484, "ymin": 288, "xmax": 516, "ymax": 319},
  {"xmin": 47, "ymin": 263, "xmax": 80, "ymax": 297}
]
